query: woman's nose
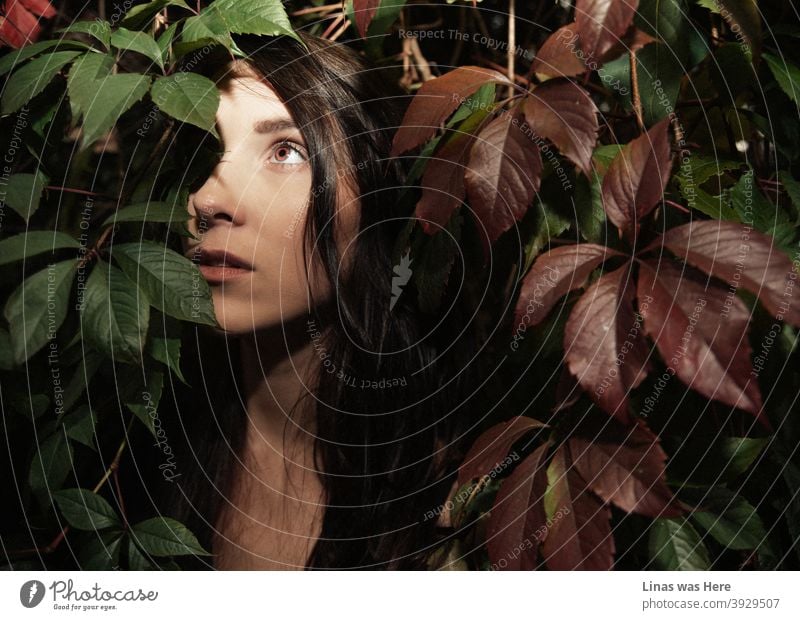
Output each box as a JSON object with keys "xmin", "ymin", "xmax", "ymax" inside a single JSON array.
[{"xmin": 187, "ymin": 159, "xmax": 244, "ymax": 230}]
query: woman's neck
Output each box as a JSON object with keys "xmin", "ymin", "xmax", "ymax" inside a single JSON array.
[{"xmin": 237, "ymin": 314, "xmax": 319, "ymax": 465}]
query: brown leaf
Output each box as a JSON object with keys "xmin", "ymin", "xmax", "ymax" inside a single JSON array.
[
  {"xmin": 513, "ymin": 243, "xmax": 622, "ymax": 331},
  {"xmin": 458, "ymin": 416, "xmax": 548, "ymax": 489},
  {"xmin": 656, "ymin": 220, "xmax": 800, "ymax": 327},
  {"xmin": 541, "ymin": 447, "xmax": 615, "ymax": 570},
  {"xmin": 601, "ymin": 117, "xmax": 672, "ymax": 241},
  {"xmin": 564, "ymin": 263, "xmax": 650, "ymax": 423},
  {"xmin": 569, "ymin": 420, "xmax": 684, "ymax": 518},
  {"xmin": 486, "ymin": 443, "xmax": 550, "ymax": 570},
  {"xmin": 597, "ymin": 24, "xmax": 659, "ymax": 63},
  {"xmin": 531, "ymin": 24, "xmax": 587, "ymax": 79},
  {"xmin": 523, "ymin": 79, "xmax": 599, "ymax": 176},
  {"xmin": 414, "ymin": 131, "xmax": 476, "ymax": 235},
  {"xmin": 391, "ymin": 66, "xmax": 510, "ymax": 156},
  {"xmin": 352, "ymin": 0, "xmax": 380, "ymax": 39},
  {"xmin": 464, "ymin": 109, "xmax": 543, "ymax": 255},
  {"xmin": 637, "ymin": 259, "xmax": 769, "ymax": 428},
  {"xmin": 575, "ymin": 0, "xmax": 640, "ymax": 62}
]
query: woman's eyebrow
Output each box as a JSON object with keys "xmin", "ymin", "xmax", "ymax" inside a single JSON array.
[{"xmin": 253, "ymin": 117, "xmax": 299, "ymax": 134}]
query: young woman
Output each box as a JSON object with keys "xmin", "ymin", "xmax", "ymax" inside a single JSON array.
[{"xmin": 150, "ymin": 31, "xmax": 487, "ymax": 570}]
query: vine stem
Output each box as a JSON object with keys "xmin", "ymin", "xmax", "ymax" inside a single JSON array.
[{"xmin": 629, "ymin": 49, "xmax": 645, "ymax": 133}]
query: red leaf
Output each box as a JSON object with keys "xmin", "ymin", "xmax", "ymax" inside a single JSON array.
[
  {"xmin": 541, "ymin": 447, "xmax": 615, "ymax": 570},
  {"xmin": 569, "ymin": 420, "xmax": 684, "ymax": 518},
  {"xmin": 0, "ymin": 0, "xmax": 54, "ymax": 48},
  {"xmin": 531, "ymin": 23, "xmax": 587, "ymax": 79},
  {"xmin": 414, "ymin": 131, "xmax": 476, "ymax": 235},
  {"xmin": 564, "ymin": 263, "xmax": 650, "ymax": 423},
  {"xmin": 513, "ymin": 243, "xmax": 621, "ymax": 331},
  {"xmin": 523, "ymin": 79, "xmax": 599, "ymax": 176},
  {"xmin": 391, "ymin": 66, "xmax": 511, "ymax": 156},
  {"xmin": 458, "ymin": 416, "xmax": 548, "ymax": 489},
  {"xmin": 656, "ymin": 220, "xmax": 800, "ymax": 327},
  {"xmin": 352, "ymin": 0, "xmax": 379, "ymax": 39},
  {"xmin": 486, "ymin": 443, "xmax": 550, "ymax": 570},
  {"xmin": 20, "ymin": 0, "xmax": 55, "ymax": 18},
  {"xmin": 601, "ymin": 117, "xmax": 672, "ymax": 241},
  {"xmin": 575, "ymin": 0, "xmax": 639, "ymax": 62},
  {"xmin": 464, "ymin": 108, "xmax": 543, "ymax": 256},
  {"xmin": 637, "ymin": 259, "xmax": 770, "ymax": 428}
]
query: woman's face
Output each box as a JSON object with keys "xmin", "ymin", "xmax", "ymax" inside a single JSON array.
[{"xmin": 183, "ymin": 69, "xmax": 343, "ymax": 335}]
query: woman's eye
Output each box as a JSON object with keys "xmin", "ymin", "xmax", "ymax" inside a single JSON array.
[{"xmin": 268, "ymin": 140, "xmax": 308, "ymax": 166}]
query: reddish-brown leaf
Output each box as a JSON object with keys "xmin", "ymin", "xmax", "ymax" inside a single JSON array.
[
  {"xmin": 523, "ymin": 80, "xmax": 599, "ymax": 176},
  {"xmin": 486, "ymin": 443, "xmax": 550, "ymax": 570},
  {"xmin": 513, "ymin": 243, "xmax": 621, "ymax": 330},
  {"xmin": 575, "ymin": 0, "xmax": 639, "ymax": 62},
  {"xmin": 601, "ymin": 117, "xmax": 672, "ymax": 241},
  {"xmin": 564, "ymin": 263, "xmax": 650, "ymax": 423},
  {"xmin": 531, "ymin": 24, "xmax": 587, "ymax": 79},
  {"xmin": 464, "ymin": 109, "xmax": 543, "ymax": 255},
  {"xmin": 569, "ymin": 421, "xmax": 684, "ymax": 518},
  {"xmin": 0, "ymin": 0, "xmax": 54, "ymax": 48},
  {"xmin": 352, "ymin": 0, "xmax": 380, "ymax": 39},
  {"xmin": 637, "ymin": 259, "xmax": 770, "ymax": 428},
  {"xmin": 656, "ymin": 220, "xmax": 800, "ymax": 327},
  {"xmin": 391, "ymin": 66, "xmax": 510, "ymax": 156},
  {"xmin": 541, "ymin": 447, "xmax": 615, "ymax": 570},
  {"xmin": 458, "ymin": 416, "xmax": 548, "ymax": 489},
  {"xmin": 414, "ymin": 131, "xmax": 476, "ymax": 235}
]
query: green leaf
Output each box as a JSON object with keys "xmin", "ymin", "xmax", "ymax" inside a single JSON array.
[
  {"xmin": 67, "ymin": 52, "xmax": 116, "ymax": 120},
  {"xmin": 102, "ymin": 202, "xmax": 191, "ymax": 227},
  {"xmin": 127, "ymin": 538, "xmax": 155, "ymax": 569},
  {"xmin": 2, "ymin": 171, "xmax": 50, "ymax": 222},
  {"xmin": 763, "ymin": 53, "xmax": 800, "ymax": 104},
  {"xmin": 147, "ymin": 330, "xmax": 187, "ymax": 384},
  {"xmin": 729, "ymin": 170, "xmax": 795, "ymax": 252},
  {"xmin": 208, "ymin": 0, "xmax": 299, "ymax": 41},
  {"xmin": 674, "ymin": 155, "xmax": 741, "ymax": 220},
  {"xmin": 61, "ymin": 349, "xmax": 104, "ymax": 412},
  {"xmin": 125, "ymin": 370, "xmax": 165, "ymax": 437},
  {"xmin": 574, "ymin": 168, "xmax": 605, "ymax": 244},
  {"xmin": 79, "ymin": 73, "xmax": 152, "ymax": 149},
  {"xmin": 29, "ymin": 429, "xmax": 74, "ymax": 494},
  {"xmin": 130, "ymin": 517, "xmax": 211, "ymax": 557},
  {"xmin": 62, "ymin": 405, "xmax": 98, "ymax": 449},
  {"xmin": 157, "ymin": 21, "xmax": 180, "ymax": 60},
  {"xmin": 53, "ymin": 488, "xmax": 121, "ymax": 531},
  {"xmin": 648, "ymin": 517, "xmax": 711, "ymax": 570},
  {"xmin": 1, "ymin": 50, "xmax": 82, "ymax": 114},
  {"xmin": 80, "ymin": 260, "xmax": 150, "ymax": 363},
  {"xmin": 522, "ymin": 200, "xmax": 572, "ymax": 273},
  {"xmin": 0, "ymin": 40, "xmax": 88, "ymax": 76},
  {"xmin": 181, "ymin": 7, "xmax": 234, "ymax": 50},
  {"xmin": 111, "ymin": 242, "xmax": 217, "ymax": 326},
  {"xmin": 150, "ymin": 73, "xmax": 220, "ymax": 136},
  {"xmin": 110, "ymin": 27, "xmax": 165, "ymax": 70},
  {"xmin": 447, "ymin": 82, "xmax": 496, "ymax": 126},
  {"xmin": 779, "ymin": 170, "xmax": 800, "ymax": 224},
  {"xmin": 3, "ymin": 259, "xmax": 77, "ymax": 365},
  {"xmin": 718, "ymin": 437, "xmax": 768, "ymax": 480},
  {"xmin": 80, "ymin": 531, "xmax": 123, "ymax": 569},
  {"xmin": 57, "ymin": 20, "xmax": 112, "ymax": 48},
  {"xmin": 0, "ymin": 231, "xmax": 79, "ymax": 267},
  {"xmin": 121, "ymin": 0, "xmax": 192, "ymax": 30},
  {"xmin": 690, "ymin": 487, "xmax": 767, "ymax": 550}
]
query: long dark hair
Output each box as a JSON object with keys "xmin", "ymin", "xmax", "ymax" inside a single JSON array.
[{"xmin": 151, "ymin": 31, "xmax": 485, "ymax": 570}]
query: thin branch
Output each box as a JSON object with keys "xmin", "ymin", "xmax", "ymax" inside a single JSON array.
[{"xmin": 629, "ymin": 49, "xmax": 645, "ymax": 133}]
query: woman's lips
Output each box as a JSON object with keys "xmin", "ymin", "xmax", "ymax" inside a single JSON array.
[{"xmin": 188, "ymin": 247, "xmax": 254, "ymax": 284}]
